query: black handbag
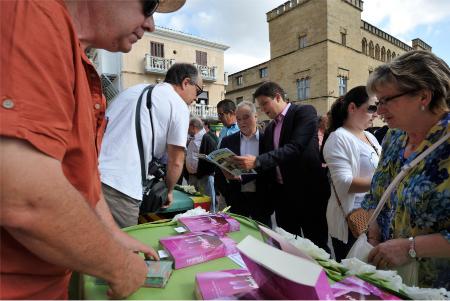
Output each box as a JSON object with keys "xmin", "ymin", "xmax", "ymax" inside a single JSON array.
[{"xmin": 135, "ymin": 85, "xmax": 168, "ymax": 213}]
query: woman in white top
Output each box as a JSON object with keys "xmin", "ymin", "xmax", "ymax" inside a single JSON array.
[{"xmin": 323, "ymin": 86, "xmax": 382, "ymax": 261}]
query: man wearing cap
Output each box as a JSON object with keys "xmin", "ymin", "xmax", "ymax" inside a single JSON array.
[{"xmin": 0, "ymin": 0, "xmax": 185, "ymax": 299}]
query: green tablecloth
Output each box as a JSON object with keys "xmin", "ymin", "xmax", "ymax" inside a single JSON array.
[
  {"xmin": 82, "ymin": 215, "xmax": 263, "ymax": 300},
  {"xmin": 157, "ymin": 190, "xmax": 194, "ymax": 213}
]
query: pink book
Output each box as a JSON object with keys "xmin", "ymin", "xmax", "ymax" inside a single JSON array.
[
  {"xmin": 195, "ymin": 269, "xmax": 262, "ymax": 300},
  {"xmin": 331, "ymin": 276, "xmax": 401, "ymax": 300},
  {"xmin": 178, "ymin": 214, "xmax": 240, "ymax": 236},
  {"xmin": 159, "ymin": 232, "xmax": 237, "ymax": 269},
  {"xmin": 237, "ymin": 236, "xmax": 334, "ymax": 300}
]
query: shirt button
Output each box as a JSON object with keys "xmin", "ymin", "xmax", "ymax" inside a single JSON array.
[
  {"xmin": 94, "ymin": 103, "xmax": 101, "ymax": 110},
  {"xmin": 2, "ymin": 99, "xmax": 14, "ymax": 109}
]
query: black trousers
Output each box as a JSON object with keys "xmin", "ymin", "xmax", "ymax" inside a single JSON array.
[
  {"xmin": 228, "ymin": 191, "xmax": 272, "ymax": 227},
  {"xmin": 331, "ymin": 231, "xmax": 357, "ymax": 262},
  {"xmin": 272, "ymin": 183, "xmax": 329, "ymax": 253}
]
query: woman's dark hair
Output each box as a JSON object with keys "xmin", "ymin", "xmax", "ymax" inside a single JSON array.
[
  {"xmin": 327, "ymin": 86, "xmax": 369, "ymax": 133},
  {"xmin": 320, "ymin": 86, "xmax": 369, "ymax": 162}
]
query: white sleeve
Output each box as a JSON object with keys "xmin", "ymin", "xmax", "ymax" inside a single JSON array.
[
  {"xmin": 323, "ymin": 132, "xmax": 354, "ymax": 199},
  {"xmin": 166, "ymin": 104, "xmax": 189, "ymax": 148}
]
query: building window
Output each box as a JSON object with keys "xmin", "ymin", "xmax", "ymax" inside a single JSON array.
[
  {"xmin": 391, "ymin": 52, "xmax": 396, "ymax": 60},
  {"xmin": 150, "ymin": 41, "xmax": 164, "ymax": 57},
  {"xmin": 299, "ymin": 35, "xmax": 307, "ymax": 49},
  {"xmin": 296, "ymin": 78, "xmax": 310, "ymax": 100},
  {"xmin": 341, "ymin": 33, "xmax": 347, "ymax": 46},
  {"xmin": 362, "ymin": 38, "xmax": 367, "ymax": 55},
  {"xmin": 259, "ymin": 67, "xmax": 268, "ymax": 78},
  {"xmin": 375, "ymin": 44, "xmax": 380, "ymax": 60},
  {"xmin": 338, "ymin": 76, "xmax": 347, "ymax": 96},
  {"xmin": 196, "ymin": 50, "xmax": 207, "ymax": 66},
  {"xmin": 386, "ymin": 49, "xmax": 391, "ymax": 62},
  {"xmin": 236, "ymin": 97, "xmax": 244, "ymax": 104},
  {"xmin": 381, "ymin": 47, "xmax": 386, "ymax": 62},
  {"xmin": 236, "ymin": 75, "xmax": 243, "ymax": 86},
  {"xmin": 369, "ymin": 41, "xmax": 374, "ymax": 58}
]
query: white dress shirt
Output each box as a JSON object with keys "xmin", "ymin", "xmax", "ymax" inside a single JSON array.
[{"xmin": 186, "ymin": 128, "xmax": 206, "ymax": 174}]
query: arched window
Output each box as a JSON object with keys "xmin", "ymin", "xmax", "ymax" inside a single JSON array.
[
  {"xmin": 375, "ymin": 44, "xmax": 380, "ymax": 60},
  {"xmin": 381, "ymin": 46, "xmax": 386, "ymax": 62},
  {"xmin": 386, "ymin": 49, "xmax": 391, "ymax": 62},
  {"xmin": 362, "ymin": 38, "xmax": 367, "ymax": 55},
  {"xmin": 369, "ymin": 41, "xmax": 374, "ymax": 58},
  {"xmin": 391, "ymin": 52, "xmax": 396, "ymax": 59}
]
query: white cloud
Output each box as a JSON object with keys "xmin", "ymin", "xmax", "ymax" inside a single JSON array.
[
  {"xmin": 155, "ymin": 0, "xmax": 450, "ymax": 73},
  {"xmin": 362, "ymin": 0, "xmax": 450, "ymax": 36}
]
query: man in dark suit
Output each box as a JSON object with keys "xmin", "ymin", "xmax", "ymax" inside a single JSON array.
[
  {"xmin": 233, "ymin": 81, "xmax": 330, "ymax": 251},
  {"xmin": 218, "ymin": 101, "xmax": 271, "ymax": 226}
]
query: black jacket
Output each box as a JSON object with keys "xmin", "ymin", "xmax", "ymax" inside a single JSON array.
[{"xmin": 196, "ymin": 132, "xmax": 217, "ymax": 178}]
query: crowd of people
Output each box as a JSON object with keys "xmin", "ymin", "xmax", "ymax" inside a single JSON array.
[{"xmin": 1, "ymin": 0, "xmax": 449, "ymax": 299}]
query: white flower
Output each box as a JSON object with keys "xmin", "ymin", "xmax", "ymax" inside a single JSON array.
[
  {"xmin": 172, "ymin": 207, "xmax": 208, "ymax": 221},
  {"xmin": 403, "ymin": 286, "xmax": 450, "ymax": 300},
  {"xmin": 274, "ymin": 227, "xmax": 330, "ymax": 260},
  {"xmin": 341, "ymin": 258, "xmax": 377, "ymax": 275}
]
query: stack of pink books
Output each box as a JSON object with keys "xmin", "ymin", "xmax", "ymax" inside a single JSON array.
[
  {"xmin": 195, "ymin": 269, "xmax": 263, "ymax": 300},
  {"xmin": 178, "ymin": 213, "xmax": 240, "ymax": 236},
  {"xmin": 159, "ymin": 232, "xmax": 237, "ymax": 269}
]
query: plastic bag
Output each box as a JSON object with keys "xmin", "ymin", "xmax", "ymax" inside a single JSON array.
[
  {"xmin": 346, "ymin": 233, "xmax": 373, "ymax": 262},
  {"xmin": 396, "ymin": 261, "xmax": 418, "ymax": 287}
]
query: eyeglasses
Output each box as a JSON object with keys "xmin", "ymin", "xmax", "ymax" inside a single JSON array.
[
  {"xmin": 375, "ymin": 90, "xmax": 418, "ymax": 107},
  {"xmin": 142, "ymin": 0, "xmax": 159, "ymax": 17},
  {"xmin": 218, "ymin": 112, "xmax": 228, "ymax": 118},
  {"xmin": 190, "ymin": 81, "xmax": 203, "ymax": 96},
  {"xmin": 367, "ymin": 105, "xmax": 378, "ymax": 113}
]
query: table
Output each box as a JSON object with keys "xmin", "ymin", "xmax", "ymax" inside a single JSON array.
[{"xmin": 82, "ymin": 214, "xmax": 263, "ymax": 299}]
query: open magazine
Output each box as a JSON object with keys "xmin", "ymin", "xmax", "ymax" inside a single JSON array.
[{"xmin": 198, "ymin": 148, "xmax": 256, "ymax": 176}]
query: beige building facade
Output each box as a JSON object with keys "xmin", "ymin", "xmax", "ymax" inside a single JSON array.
[
  {"xmin": 93, "ymin": 27, "xmax": 229, "ymax": 118},
  {"xmin": 226, "ymin": 0, "xmax": 431, "ymax": 120}
]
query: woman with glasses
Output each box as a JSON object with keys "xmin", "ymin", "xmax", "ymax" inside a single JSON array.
[
  {"xmin": 362, "ymin": 50, "xmax": 450, "ymax": 289},
  {"xmin": 323, "ymin": 86, "xmax": 381, "ymax": 261}
]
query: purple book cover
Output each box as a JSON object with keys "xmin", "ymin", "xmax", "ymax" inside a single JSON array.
[
  {"xmin": 159, "ymin": 232, "xmax": 237, "ymax": 269},
  {"xmin": 331, "ymin": 276, "xmax": 401, "ymax": 300},
  {"xmin": 237, "ymin": 236, "xmax": 334, "ymax": 300},
  {"xmin": 195, "ymin": 269, "xmax": 261, "ymax": 300},
  {"xmin": 178, "ymin": 214, "xmax": 240, "ymax": 236}
]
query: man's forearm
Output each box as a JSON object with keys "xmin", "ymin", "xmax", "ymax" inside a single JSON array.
[{"xmin": 1, "ymin": 139, "xmax": 138, "ymax": 284}]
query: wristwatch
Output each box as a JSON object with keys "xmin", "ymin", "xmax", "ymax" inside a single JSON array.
[{"xmin": 408, "ymin": 236, "xmax": 417, "ymax": 259}]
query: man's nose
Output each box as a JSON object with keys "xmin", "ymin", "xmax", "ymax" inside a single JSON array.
[{"xmin": 143, "ymin": 16, "xmax": 155, "ymax": 32}]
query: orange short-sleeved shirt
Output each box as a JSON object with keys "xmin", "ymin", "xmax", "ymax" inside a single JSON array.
[{"xmin": 0, "ymin": 0, "xmax": 106, "ymax": 299}]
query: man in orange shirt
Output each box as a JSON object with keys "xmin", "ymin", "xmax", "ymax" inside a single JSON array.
[{"xmin": 0, "ymin": 0, "xmax": 185, "ymax": 299}]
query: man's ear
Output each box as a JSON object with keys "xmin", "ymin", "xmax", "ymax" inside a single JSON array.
[{"xmin": 181, "ymin": 78, "xmax": 190, "ymax": 90}]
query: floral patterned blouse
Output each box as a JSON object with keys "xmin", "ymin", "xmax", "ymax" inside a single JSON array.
[{"xmin": 362, "ymin": 112, "xmax": 450, "ymax": 289}]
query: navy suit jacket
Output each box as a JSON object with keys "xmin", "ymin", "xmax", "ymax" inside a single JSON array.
[{"xmin": 257, "ymin": 104, "xmax": 330, "ymax": 211}]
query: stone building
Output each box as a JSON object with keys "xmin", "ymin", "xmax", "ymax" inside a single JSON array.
[
  {"xmin": 226, "ymin": 0, "xmax": 431, "ymax": 119},
  {"xmin": 91, "ymin": 26, "xmax": 229, "ymax": 119}
]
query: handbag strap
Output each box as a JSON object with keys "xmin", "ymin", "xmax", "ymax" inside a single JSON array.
[
  {"xmin": 135, "ymin": 85, "xmax": 155, "ymax": 186},
  {"xmin": 364, "ymin": 132, "xmax": 380, "ymax": 156},
  {"xmin": 330, "ymin": 176, "xmax": 348, "ymax": 218},
  {"xmin": 366, "ymin": 131, "xmax": 450, "ymax": 229}
]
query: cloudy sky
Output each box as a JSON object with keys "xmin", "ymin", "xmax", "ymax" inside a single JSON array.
[{"xmin": 154, "ymin": 0, "xmax": 450, "ymax": 74}]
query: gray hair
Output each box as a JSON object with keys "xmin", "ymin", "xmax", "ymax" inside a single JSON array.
[
  {"xmin": 189, "ymin": 116, "xmax": 203, "ymax": 129},
  {"xmin": 236, "ymin": 101, "xmax": 257, "ymax": 114},
  {"xmin": 164, "ymin": 63, "xmax": 199, "ymax": 86},
  {"xmin": 367, "ymin": 50, "xmax": 450, "ymax": 114}
]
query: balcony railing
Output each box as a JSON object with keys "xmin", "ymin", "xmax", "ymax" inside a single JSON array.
[
  {"xmin": 190, "ymin": 104, "xmax": 217, "ymax": 119},
  {"xmin": 144, "ymin": 54, "xmax": 175, "ymax": 74},
  {"xmin": 194, "ymin": 64, "xmax": 217, "ymax": 82}
]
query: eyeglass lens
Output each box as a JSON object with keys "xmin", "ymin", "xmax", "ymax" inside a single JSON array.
[{"xmin": 142, "ymin": 0, "xmax": 159, "ymax": 17}]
